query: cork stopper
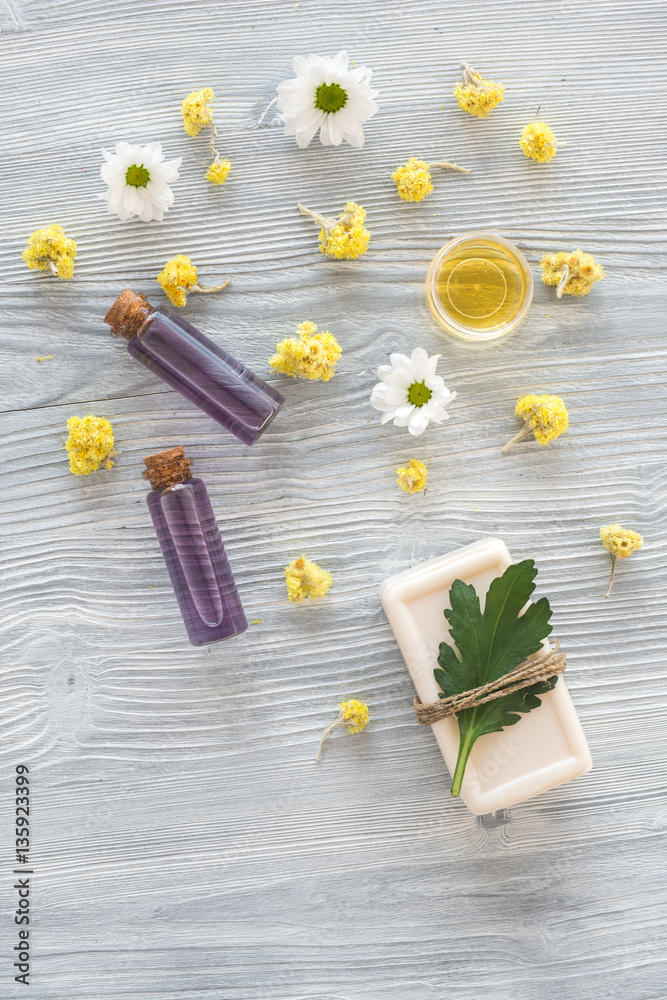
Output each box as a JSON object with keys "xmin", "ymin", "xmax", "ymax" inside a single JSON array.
[
  {"xmin": 143, "ymin": 446, "xmax": 193, "ymax": 490},
  {"xmin": 104, "ymin": 289, "xmax": 153, "ymax": 340}
]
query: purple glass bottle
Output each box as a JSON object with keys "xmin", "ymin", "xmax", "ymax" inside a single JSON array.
[
  {"xmin": 105, "ymin": 289, "xmax": 285, "ymax": 446},
  {"xmin": 143, "ymin": 447, "xmax": 248, "ymax": 646}
]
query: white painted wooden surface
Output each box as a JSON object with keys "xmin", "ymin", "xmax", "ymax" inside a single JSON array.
[{"xmin": 2, "ymin": 1, "xmax": 667, "ymax": 997}]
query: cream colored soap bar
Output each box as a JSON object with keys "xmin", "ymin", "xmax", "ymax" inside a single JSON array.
[{"xmin": 380, "ymin": 538, "xmax": 592, "ymax": 814}]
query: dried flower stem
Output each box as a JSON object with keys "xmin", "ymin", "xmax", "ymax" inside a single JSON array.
[
  {"xmin": 208, "ymin": 118, "xmax": 221, "ymax": 165},
  {"xmin": 192, "ymin": 278, "xmax": 231, "ymax": 295},
  {"xmin": 556, "ymin": 264, "xmax": 571, "ymax": 299},
  {"xmin": 315, "ymin": 711, "xmax": 347, "ymax": 761},
  {"xmin": 604, "ymin": 554, "xmax": 617, "ymax": 599},
  {"xmin": 428, "ymin": 160, "xmax": 472, "ymax": 174},
  {"xmin": 501, "ymin": 421, "xmax": 534, "ymax": 453},
  {"xmin": 461, "ymin": 62, "xmax": 482, "ymax": 88},
  {"xmin": 297, "ymin": 202, "xmax": 354, "ymax": 237},
  {"xmin": 297, "ymin": 202, "xmax": 330, "ymax": 228}
]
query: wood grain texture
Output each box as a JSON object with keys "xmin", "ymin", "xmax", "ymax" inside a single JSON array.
[{"xmin": 1, "ymin": 1, "xmax": 667, "ymax": 998}]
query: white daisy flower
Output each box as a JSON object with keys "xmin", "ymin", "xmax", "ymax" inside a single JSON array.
[
  {"xmin": 99, "ymin": 142, "xmax": 182, "ymax": 222},
  {"xmin": 276, "ymin": 51, "xmax": 379, "ymax": 149},
  {"xmin": 370, "ymin": 348, "xmax": 457, "ymax": 437}
]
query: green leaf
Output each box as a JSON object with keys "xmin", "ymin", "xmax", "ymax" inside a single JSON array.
[{"xmin": 434, "ymin": 560, "xmax": 556, "ymax": 797}]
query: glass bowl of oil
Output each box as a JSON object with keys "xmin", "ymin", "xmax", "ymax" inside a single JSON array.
[{"xmin": 425, "ymin": 232, "xmax": 533, "ymax": 342}]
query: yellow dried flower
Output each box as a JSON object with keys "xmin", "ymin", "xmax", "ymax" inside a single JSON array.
[
  {"xmin": 396, "ymin": 458, "xmax": 427, "ymax": 493},
  {"xmin": 502, "ymin": 394, "xmax": 569, "ymax": 452},
  {"xmin": 298, "ymin": 201, "xmax": 370, "ymax": 260},
  {"xmin": 339, "ymin": 699, "xmax": 370, "ymax": 733},
  {"xmin": 157, "ymin": 254, "xmax": 231, "ymax": 307},
  {"xmin": 316, "ymin": 699, "xmax": 369, "ymax": 761},
  {"xmin": 181, "ymin": 87, "xmax": 231, "ymax": 186},
  {"xmin": 23, "ymin": 224, "xmax": 77, "ymax": 279},
  {"xmin": 181, "ymin": 87, "xmax": 215, "ymax": 137},
  {"xmin": 269, "ymin": 321, "xmax": 341, "ymax": 381},
  {"xmin": 284, "ymin": 555, "xmax": 332, "ymax": 602},
  {"xmin": 600, "ymin": 524, "xmax": 643, "ymax": 560},
  {"xmin": 392, "ymin": 158, "xmax": 433, "ymax": 202},
  {"xmin": 600, "ymin": 524, "xmax": 644, "ymax": 598},
  {"xmin": 520, "ymin": 121, "xmax": 561, "ymax": 163},
  {"xmin": 205, "ymin": 158, "xmax": 231, "ymax": 185},
  {"xmin": 391, "ymin": 157, "xmax": 471, "ymax": 202},
  {"xmin": 453, "ymin": 63, "xmax": 505, "ymax": 118},
  {"xmin": 321, "ymin": 202, "xmax": 369, "ymax": 260},
  {"xmin": 157, "ymin": 255, "xmax": 198, "ymax": 307},
  {"xmin": 541, "ymin": 250, "xmax": 605, "ymax": 298},
  {"xmin": 65, "ymin": 415, "xmax": 115, "ymax": 476}
]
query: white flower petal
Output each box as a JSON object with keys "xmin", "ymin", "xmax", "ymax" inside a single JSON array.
[
  {"xmin": 410, "ymin": 348, "xmax": 431, "ymax": 381},
  {"xmin": 428, "ymin": 353, "xmax": 441, "ymax": 377},
  {"xmin": 277, "ymin": 82, "xmax": 314, "ymax": 106},
  {"xmin": 345, "ymin": 84, "xmax": 379, "ymax": 120},
  {"xmin": 307, "ymin": 63, "xmax": 328, "ymax": 86},
  {"xmin": 146, "ymin": 177, "xmax": 174, "ymax": 199},
  {"xmin": 340, "ymin": 119, "xmax": 365, "ymax": 148},
  {"xmin": 297, "ymin": 107, "xmax": 326, "ymax": 131},
  {"xmin": 319, "ymin": 117, "xmax": 332, "ymax": 145},
  {"xmin": 144, "ymin": 165, "xmax": 170, "ymax": 184},
  {"xmin": 430, "ymin": 410, "xmax": 449, "ymax": 424},
  {"xmin": 370, "ymin": 387, "xmax": 396, "ymax": 409},
  {"xmin": 389, "ymin": 352, "xmax": 412, "ymax": 371},
  {"xmin": 160, "ymin": 157, "xmax": 181, "ymax": 179},
  {"xmin": 294, "ymin": 116, "xmax": 323, "ymax": 148},
  {"xmin": 292, "ymin": 55, "xmax": 311, "ymax": 75},
  {"xmin": 369, "ymin": 386, "xmax": 387, "ymax": 407},
  {"xmin": 383, "ymin": 369, "xmax": 413, "ymax": 390},
  {"xmin": 333, "ymin": 51, "xmax": 349, "ymax": 71},
  {"xmin": 318, "ymin": 55, "xmax": 337, "ymax": 77},
  {"xmin": 373, "ymin": 400, "xmax": 402, "ymax": 414},
  {"xmin": 114, "ymin": 141, "xmax": 136, "ymax": 160},
  {"xmin": 122, "ymin": 186, "xmax": 140, "ymax": 214},
  {"xmin": 141, "ymin": 141, "xmax": 163, "ymax": 164},
  {"xmin": 327, "ymin": 115, "xmax": 344, "ymax": 146},
  {"xmin": 410, "ymin": 408, "xmax": 431, "ymax": 429},
  {"xmin": 371, "ymin": 386, "xmax": 409, "ymax": 408},
  {"xmin": 349, "ymin": 65, "xmax": 372, "ymax": 84},
  {"xmin": 101, "ymin": 162, "xmax": 118, "ymax": 184},
  {"xmin": 408, "ymin": 415, "xmax": 428, "ymax": 436}
]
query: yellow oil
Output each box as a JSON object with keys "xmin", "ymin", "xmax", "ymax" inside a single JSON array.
[{"xmin": 436, "ymin": 238, "xmax": 526, "ymax": 332}]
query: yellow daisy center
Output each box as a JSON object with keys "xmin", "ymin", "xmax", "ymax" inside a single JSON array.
[
  {"xmin": 125, "ymin": 164, "xmax": 150, "ymax": 187},
  {"xmin": 407, "ymin": 381, "xmax": 432, "ymax": 407},
  {"xmin": 314, "ymin": 82, "xmax": 348, "ymax": 113}
]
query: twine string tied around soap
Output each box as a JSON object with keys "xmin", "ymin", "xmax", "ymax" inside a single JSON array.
[{"xmin": 413, "ymin": 639, "xmax": 566, "ymax": 726}]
